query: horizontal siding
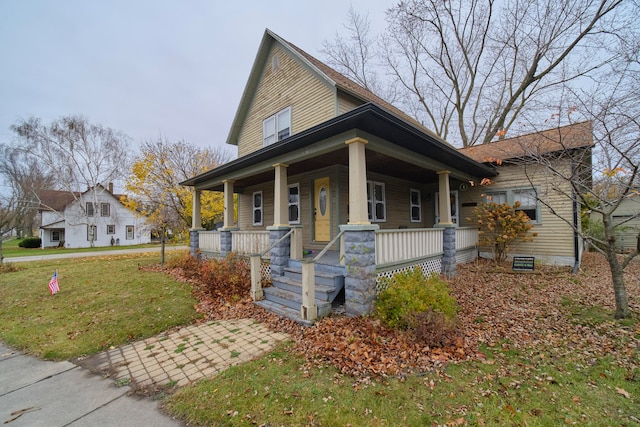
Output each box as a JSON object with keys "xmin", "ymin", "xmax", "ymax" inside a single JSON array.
[
  {"xmin": 238, "ymin": 44, "xmax": 335, "ymax": 157},
  {"xmin": 337, "ymin": 91, "xmax": 364, "ymax": 115}
]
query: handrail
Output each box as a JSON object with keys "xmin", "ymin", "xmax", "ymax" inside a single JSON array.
[
  {"xmin": 314, "ymin": 230, "xmax": 345, "ymax": 263},
  {"xmin": 258, "ymin": 228, "xmax": 294, "ymax": 258}
]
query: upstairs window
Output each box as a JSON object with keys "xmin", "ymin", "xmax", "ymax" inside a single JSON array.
[
  {"xmin": 263, "ymin": 107, "xmax": 291, "ymax": 146},
  {"xmin": 86, "ymin": 202, "xmax": 94, "ymax": 217},
  {"xmin": 367, "ymin": 181, "xmax": 386, "ymax": 222},
  {"xmin": 101, "ymin": 202, "xmax": 110, "ymax": 217}
]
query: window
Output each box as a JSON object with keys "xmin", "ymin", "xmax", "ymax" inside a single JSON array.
[
  {"xmin": 514, "ymin": 189, "xmax": 538, "ymax": 222},
  {"xmin": 484, "ymin": 188, "xmax": 540, "ymax": 223},
  {"xmin": 367, "ymin": 181, "xmax": 386, "ymax": 222},
  {"xmin": 107, "ymin": 225, "xmax": 115, "ymax": 234},
  {"xmin": 410, "ymin": 189, "xmax": 421, "ymax": 222},
  {"xmin": 288, "ymin": 184, "xmax": 300, "ymax": 224},
  {"xmin": 435, "ymin": 191, "xmax": 459, "ymax": 224},
  {"xmin": 101, "ymin": 203, "xmax": 110, "ymax": 217},
  {"xmin": 263, "ymin": 107, "xmax": 291, "ymax": 146},
  {"xmin": 87, "ymin": 225, "xmax": 97, "ymax": 241},
  {"xmin": 126, "ymin": 225, "xmax": 135, "ymax": 240},
  {"xmin": 252, "ymin": 191, "xmax": 263, "ymax": 225},
  {"xmin": 86, "ymin": 202, "xmax": 94, "ymax": 217},
  {"xmin": 51, "ymin": 230, "xmax": 61, "ymax": 242}
]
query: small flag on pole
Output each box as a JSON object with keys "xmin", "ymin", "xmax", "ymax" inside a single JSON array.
[{"xmin": 48, "ymin": 270, "xmax": 60, "ymax": 295}]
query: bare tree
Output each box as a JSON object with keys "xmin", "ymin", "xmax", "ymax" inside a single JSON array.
[
  {"xmin": 10, "ymin": 116, "xmax": 131, "ymax": 246},
  {"xmin": 0, "ymin": 192, "xmax": 19, "ymax": 264},
  {"xmin": 325, "ymin": 0, "xmax": 634, "ymax": 147}
]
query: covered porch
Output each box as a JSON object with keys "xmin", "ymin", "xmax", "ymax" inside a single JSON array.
[{"xmin": 182, "ymin": 103, "xmax": 496, "ymax": 323}]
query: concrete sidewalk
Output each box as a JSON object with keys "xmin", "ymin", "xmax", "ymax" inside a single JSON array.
[
  {"xmin": 0, "ymin": 319, "xmax": 288, "ymax": 426},
  {"xmin": 6, "ymin": 246, "xmax": 188, "ymax": 263}
]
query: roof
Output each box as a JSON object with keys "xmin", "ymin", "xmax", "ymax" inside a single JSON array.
[
  {"xmin": 182, "ymin": 103, "xmax": 497, "ymax": 188},
  {"xmin": 38, "ymin": 186, "xmax": 125, "ymax": 212},
  {"xmin": 458, "ymin": 121, "xmax": 593, "ymax": 163},
  {"xmin": 226, "ymin": 29, "xmax": 450, "ymax": 147}
]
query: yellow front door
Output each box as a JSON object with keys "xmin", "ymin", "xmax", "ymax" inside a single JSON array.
[{"xmin": 314, "ymin": 177, "xmax": 330, "ymax": 242}]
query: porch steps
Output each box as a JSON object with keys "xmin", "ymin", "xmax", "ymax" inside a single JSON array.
[{"xmin": 256, "ymin": 259, "xmax": 345, "ymax": 325}]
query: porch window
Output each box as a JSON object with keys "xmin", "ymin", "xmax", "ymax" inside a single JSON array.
[
  {"xmin": 101, "ymin": 203, "xmax": 110, "ymax": 217},
  {"xmin": 435, "ymin": 190, "xmax": 459, "ymax": 224},
  {"xmin": 51, "ymin": 230, "xmax": 61, "ymax": 242},
  {"xmin": 367, "ymin": 181, "xmax": 386, "ymax": 222},
  {"xmin": 87, "ymin": 225, "xmax": 97, "ymax": 241},
  {"xmin": 410, "ymin": 189, "xmax": 421, "ymax": 222},
  {"xmin": 126, "ymin": 225, "xmax": 135, "ymax": 240},
  {"xmin": 484, "ymin": 191, "xmax": 507, "ymax": 204},
  {"xmin": 263, "ymin": 107, "xmax": 291, "ymax": 146},
  {"xmin": 288, "ymin": 184, "xmax": 300, "ymax": 224},
  {"xmin": 86, "ymin": 202, "xmax": 94, "ymax": 217},
  {"xmin": 252, "ymin": 191, "xmax": 263, "ymax": 225},
  {"xmin": 107, "ymin": 224, "xmax": 115, "ymax": 234}
]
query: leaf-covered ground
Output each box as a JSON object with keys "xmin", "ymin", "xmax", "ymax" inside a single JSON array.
[{"xmin": 160, "ymin": 252, "xmax": 639, "ymax": 378}]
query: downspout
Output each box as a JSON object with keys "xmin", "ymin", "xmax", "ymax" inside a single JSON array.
[{"xmin": 571, "ymin": 160, "xmax": 580, "ymax": 274}]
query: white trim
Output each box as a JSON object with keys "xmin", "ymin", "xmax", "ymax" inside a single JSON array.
[
  {"xmin": 410, "ymin": 188, "xmax": 421, "ymax": 223},
  {"xmin": 252, "ymin": 191, "xmax": 263, "ymax": 226},
  {"xmin": 367, "ymin": 181, "xmax": 386, "ymax": 222},
  {"xmin": 288, "ymin": 183, "xmax": 300, "ymax": 224},
  {"xmin": 263, "ymin": 106, "xmax": 291, "ymax": 146}
]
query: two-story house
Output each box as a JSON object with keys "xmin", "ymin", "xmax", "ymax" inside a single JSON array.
[
  {"xmin": 39, "ymin": 184, "xmax": 151, "ymax": 248},
  {"xmin": 181, "ymin": 29, "xmax": 593, "ymax": 323}
]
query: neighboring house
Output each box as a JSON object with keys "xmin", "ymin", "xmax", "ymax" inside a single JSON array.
[
  {"xmin": 38, "ymin": 184, "xmax": 151, "ymax": 249},
  {"xmin": 590, "ymin": 193, "xmax": 640, "ymax": 252},
  {"xmin": 181, "ymin": 29, "xmax": 593, "ymax": 322}
]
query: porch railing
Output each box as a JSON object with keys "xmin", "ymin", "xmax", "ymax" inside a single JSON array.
[
  {"xmin": 455, "ymin": 227, "xmax": 478, "ymax": 250},
  {"xmin": 232, "ymin": 230, "xmax": 271, "ymax": 255},
  {"xmin": 199, "ymin": 231, "xmax": 221, "ymax": 253},
  {"xmin": 375, "ymin": 228, "xmax": 444, "ymax": 266}
]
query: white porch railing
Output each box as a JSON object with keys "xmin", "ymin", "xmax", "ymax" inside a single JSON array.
[
  {"xmin": 455, "ymin": 227, "xmax": 479, "ymax": 250},
  {"xmin": 375, "ymin": 228, "xmax": 444, "ymax": 266},
  {"xmin": 232, "ymin": 230, "xmax": 271, "ymax": 255},
  {"xmin": 199, "ymin": 231, "xmax": 221, "ymax": 252}
]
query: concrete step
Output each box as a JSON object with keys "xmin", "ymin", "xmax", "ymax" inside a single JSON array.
[
  {"xmin": 282, "ymin": 267, "xmax": 344, "ymax": 289},
  {"xmin": 272, "ymin": 275, "xmax": 335, "ymax": 302},
  {"xmin": 262, "ymin": 286, "xmax": 332, "ymax": 318},
  {"xmin": 254, "ymin": 300, "xmax": 314, "ymax": 327}
]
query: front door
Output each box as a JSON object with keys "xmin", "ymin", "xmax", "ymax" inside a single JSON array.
[{"xmin": 314, "ymin": 177, "xmax": 330, "ymax": 242}]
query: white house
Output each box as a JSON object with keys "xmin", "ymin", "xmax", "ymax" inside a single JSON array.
[{"xmin": 38, "ymin": 185, "xmax": 151, "ymax": 248}]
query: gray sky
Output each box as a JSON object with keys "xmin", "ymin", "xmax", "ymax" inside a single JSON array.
[{"xmin": 0, "ymin": 0, "xmax": 392, "ymax": 156}]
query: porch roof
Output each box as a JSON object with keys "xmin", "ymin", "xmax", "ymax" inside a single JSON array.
[{"xmin": 182, "ymin": 103, "xmax": 497, "ymax": 191}]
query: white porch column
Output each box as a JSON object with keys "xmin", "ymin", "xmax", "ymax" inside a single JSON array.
[
  {"xmin": 273, "ymin": 163, "xmax": 289, "ymax": 227},
  {"xmin": 222, "ymin": 180, "xmax": 235, "ymax": 229},
  {"xmin": 346, "ymin": 137, "xmax": 370, "ymax": 225},
  {"xmin": 191, "ymin": 189, "xmax": 202, "ymax": 229},
  {"xmin": 437, "ymin": 170, "xmax": 453, "ymax": 225}
]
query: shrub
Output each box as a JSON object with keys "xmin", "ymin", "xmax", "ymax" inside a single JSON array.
[
  {"xmin": 409, "ymin": 309, "xmax": 457, "ymax": 347},
  {"xmin": 18, "ymin": 237, "xmax": 42, "ymax": 248},
  {"xmin": 375, "ymin": 268, "xmax": 458, "ymax": 330}
]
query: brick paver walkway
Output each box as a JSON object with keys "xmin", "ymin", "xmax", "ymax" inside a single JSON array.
[{"xmin": 82, "ymin": 319, "xmax": 288, "ymax": 387}]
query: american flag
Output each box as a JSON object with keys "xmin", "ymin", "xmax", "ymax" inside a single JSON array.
[{"xmin": 48, "ymin": 271, "xmax": 60, "ymax": 295}]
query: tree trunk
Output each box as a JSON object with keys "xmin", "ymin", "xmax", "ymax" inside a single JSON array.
[
  {"xmin": 604, "ymin": 234, "xmax": 631, "ymax": 319},
  {"xmin": 160, "ymin": 227, "xmax": 166, "ymax": 265},
  {"xmin": 0, "ymin": 239, "xmax": 4, "ymax": 264}
]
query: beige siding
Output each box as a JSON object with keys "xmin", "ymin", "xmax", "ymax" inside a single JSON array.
[
  {"xmin": 460, "ymin": 162, "xmax": 577, "ymax": 262},
  {"xmin": 337, "ymin": 91, "xmax": 365, "ymax": 115},
  {"xmin": 591, "ymin": 196, "xmax": 640, "ymax": 251},
  {"xmin": 237, "ymin": 44, "xmax": 335, "ymax": 157}
]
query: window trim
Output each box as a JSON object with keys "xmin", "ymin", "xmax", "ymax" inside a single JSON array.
[
  {"xmin": 106, "ymin": 224, "xmax": 115, "ymax": 234},
  {"xmin": 101, "ymin": 202, "xmax": 110, "ymax": 217},
  {"xmin": 367, "ymin": 180, "xmax": 386, "ymax": 222},
  {"xmin": 263, "ymin": 106, "xmax": 291, "ymax": 146},
  {"xmin": 288, "ymin": 183, "xmax": 300, "ymax": 225},
  {"xmin": 86, "ymin": 202, "xmax": 94, "ymax": 217},
  {"xmin": 87, "ymin": 225, "xmax": 97, "ymax": 241},
  {"xmin": 126, "ymin": 225, "xmax": 135, "ymax": 240},
  {"xmin": 51, "ymin": 230, "xmax": 61, "ymax": 242},
  {"xmin": 484, "ymin": 187, "xmax": 541, "ymax": 224},
  {"xmin": 410, "ymin": 188, "xmax": 421, "ymax": 223},
  {"xmin": 252, "ymin": 191, "xmax": 263, "ymax": 226}
]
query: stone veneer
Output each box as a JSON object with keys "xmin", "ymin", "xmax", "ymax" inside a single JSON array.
[
  {"xmin": 341, "ymin": 225, "xmax": 378, "ymax": 317},
  {"xmin": 268, "ymin": 227, "xmax": 291, "ymax": 277},
  {"xmin": 441, "ymin": 226, "xmax": 456, "ymax": 278},
  {"xmin": 220, "ymin": 230, "xmax": 232, "ymax": 256}
]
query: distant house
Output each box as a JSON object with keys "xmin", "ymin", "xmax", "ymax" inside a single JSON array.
[
  {"xmin": 590, "ymin": 193, "xmax": 640, "ymax": 252},
  {"xmin": 180, "ymin": 29, "xmax": 593, "ymax": 322},
  {"xmin": 38, "ymin": 184, "xmax": 151, "ymax": 248}
]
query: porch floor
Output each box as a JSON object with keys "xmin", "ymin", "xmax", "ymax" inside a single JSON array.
[{"xmin": 303, "ymin": 249, "xmax": 341, "ymax": 266}]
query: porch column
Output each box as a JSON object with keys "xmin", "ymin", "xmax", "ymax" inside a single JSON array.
[
  {"xmin": 272, "ymin": 163, "xmax": 289, "ymax": 227},
  {"xmin": 436, "ymin": 170, "xmax": 453, "ymax": 225},
  {"xmin": 441, "ymin": 226, "xmax": 457, "ymax": 278},
  {"xmin": 189, "ymin": 189, "xmax": 205, "ymax": 257},
  {"xmin": 222, "ymin": 180, "xmax": 235, "ymax": 229},
  {"xmin": 345, "ymin": 137, "xmax": 370, "ymax": 225},
  {"xmin": 340, "ymin": 224, "xmax": 378, "ymax": 316}
]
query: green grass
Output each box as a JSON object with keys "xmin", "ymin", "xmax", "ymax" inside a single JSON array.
[
  {"xmin": 0, "ymin": 238, "xmax": 183, "ymax": 258},
  {"xmin": 165, "ymin": 340, "xmax": 640, "ymax": 426},
  {"xmin": 0, "ymin": 253, "xmax": 201, "ymax": 360}
]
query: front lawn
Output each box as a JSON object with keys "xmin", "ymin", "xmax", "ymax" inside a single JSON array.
[
  {"xmin": 0, "ymin": 252, "xmax": 201, "ymax": 359},
  {"xmin": 0, "ymin": 238, "xmax": 182, "ymax": 258}
]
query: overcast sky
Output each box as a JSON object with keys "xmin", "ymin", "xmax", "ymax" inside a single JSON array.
[{"xmin": 0, "ymin": 0, "xmax": 393, "ymax": 157}]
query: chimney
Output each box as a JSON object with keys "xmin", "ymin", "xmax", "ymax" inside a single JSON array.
[{"xmin": 108, "ymin": 182, "xmax": 113, "ymax": 193}]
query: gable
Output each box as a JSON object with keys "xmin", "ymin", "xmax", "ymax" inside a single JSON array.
[{"xmin": 235, "ymin": 42, "xmax": 336, "ymax": 157}]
